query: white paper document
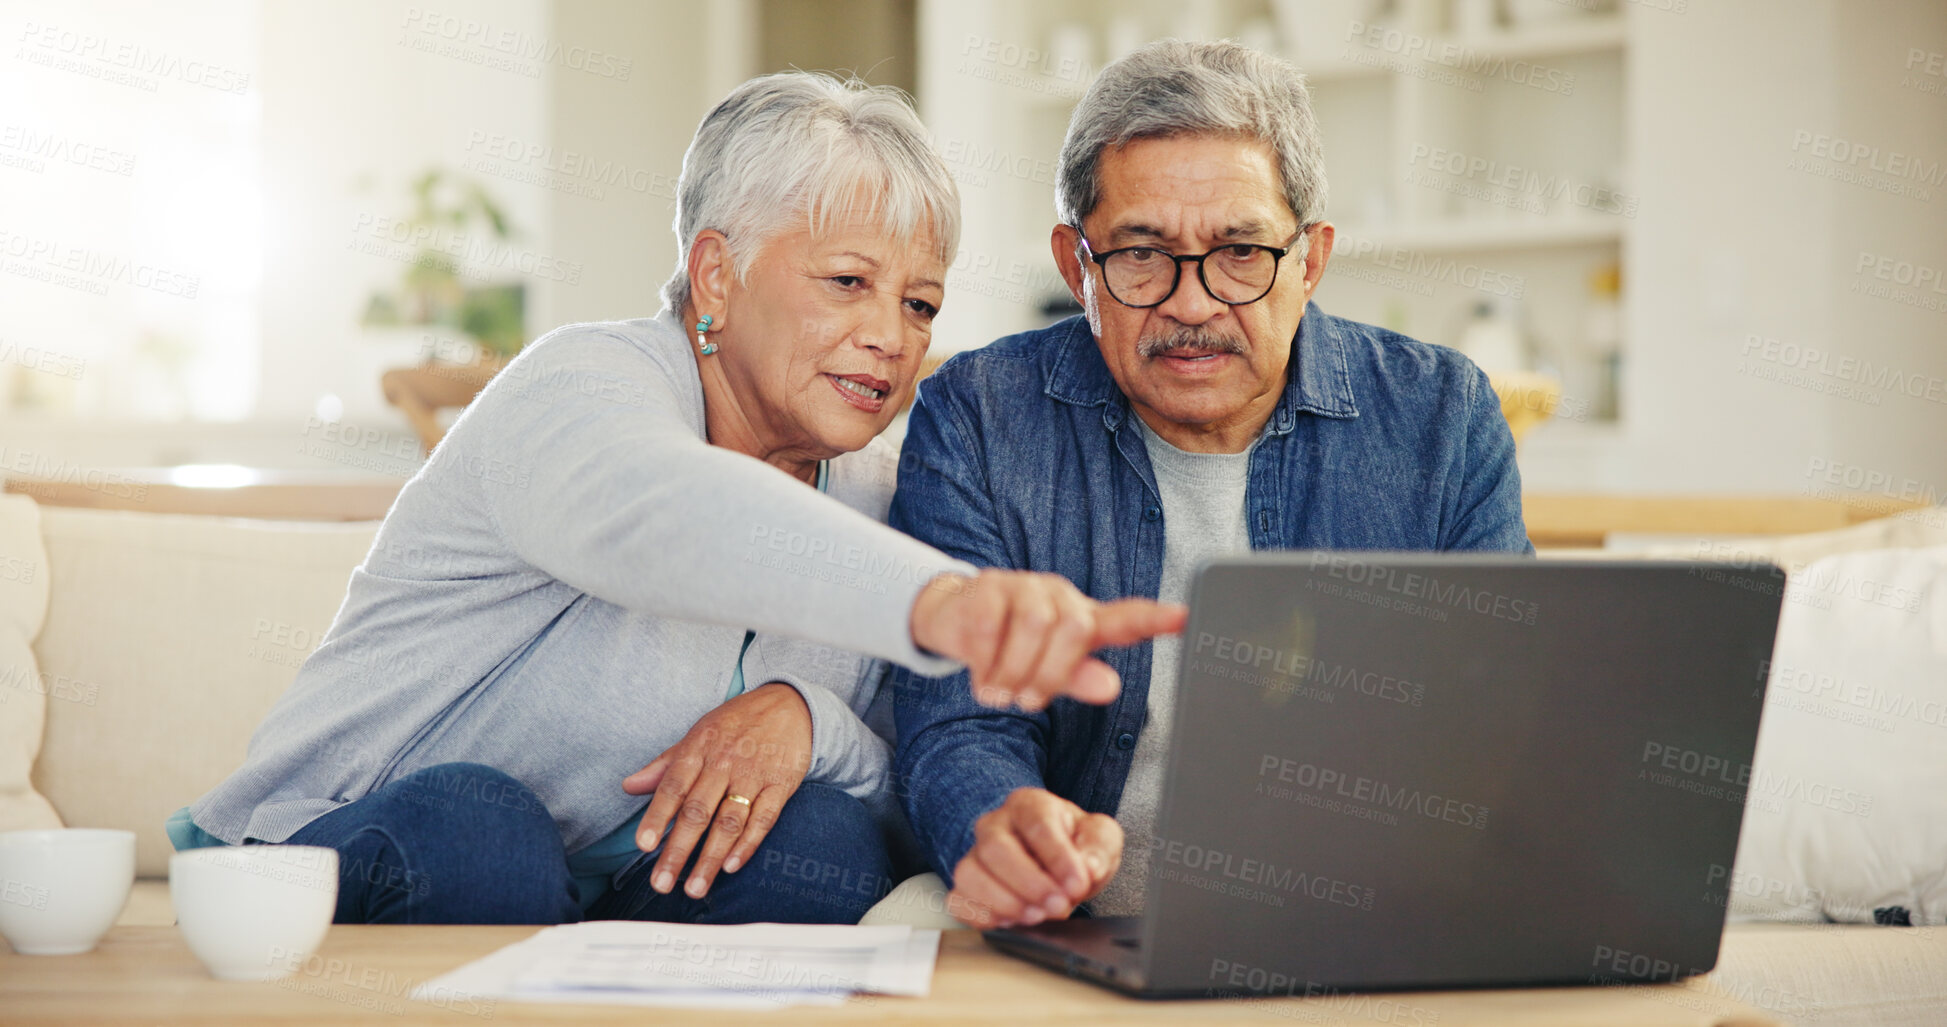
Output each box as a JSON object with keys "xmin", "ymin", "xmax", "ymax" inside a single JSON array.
[{"xmin": 411, "ymin": 921, "xmax": 941, "ymax": 1011}]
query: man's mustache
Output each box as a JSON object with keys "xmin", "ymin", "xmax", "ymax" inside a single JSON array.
[{"xmin": 1136, "ymin": 325, "xmax": 1248, "ymax": 359}]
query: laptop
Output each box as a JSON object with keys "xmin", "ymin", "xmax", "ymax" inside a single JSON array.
[{"xmin": 985, "ymin": 553, "xmax": 1785, "ymax": 998}]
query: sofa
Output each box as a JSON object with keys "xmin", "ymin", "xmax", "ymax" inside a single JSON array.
[{"xmin": 3, "ymin": 494, "xmax": 1943, "ymax": 1024}]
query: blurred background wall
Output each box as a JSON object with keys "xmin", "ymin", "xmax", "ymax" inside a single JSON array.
[{"xmin": 2, "ymin": 0, "xmax": 1943, "ymax": 508}]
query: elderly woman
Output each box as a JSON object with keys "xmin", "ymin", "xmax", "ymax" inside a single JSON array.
[{"xmin": 170, "ymin": 73, "xmax": 1182, "ymax": 927}]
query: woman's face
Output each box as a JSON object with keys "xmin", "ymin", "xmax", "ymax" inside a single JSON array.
[{"xmin": 713, "ymin": 214, "xmax": 947, "ymax": 459}]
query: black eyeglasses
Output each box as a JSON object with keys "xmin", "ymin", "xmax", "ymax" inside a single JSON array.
[{"xmin": 1079, "ymin": 229, "xmax": 1306, "ymax": 309}]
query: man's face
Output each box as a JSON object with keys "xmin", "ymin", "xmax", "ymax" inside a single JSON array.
[{"xmin": 1053, "ymin": 133, "xmax": 1332, "ymax": 451}]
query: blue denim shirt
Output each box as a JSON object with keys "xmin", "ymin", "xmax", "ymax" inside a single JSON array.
[{"xmin": 889, "ymin": 302, "xmax": 1533, "ymax": 883}]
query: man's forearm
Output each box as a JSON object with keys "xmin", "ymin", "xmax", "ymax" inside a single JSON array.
[{"xmin": 895, "ymin": 726, "xmax": 1049, "ymax": 882}]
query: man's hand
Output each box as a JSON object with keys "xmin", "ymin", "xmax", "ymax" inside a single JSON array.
[
  {"xmin": 948, "ymin": 787, "xmax": 1122, "ymax": 928},
  {"xmin": 622, "ymin": 682, "xmax": 813, "ymax": 900},
  {"xmin": 911, "ymin": 570, "xmax": 1187, "ymax": 710}
]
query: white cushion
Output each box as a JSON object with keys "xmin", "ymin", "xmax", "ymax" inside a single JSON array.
[
  {"xmin": 1728, "ymin": 546, "xmax": 1947, "ymax": 925},
  {"xmin": 0, "ymin": 494, "xmax": 48, "ymax": 637},
  {"xmin": 0, "ymin": 627, "xmax": 63, "ymax": 833},
  {"xmin": 0, "ymin": 496, "xmax": 60, "ymax": 833},
  {"xmin": 1631, "ymin": 510, "xmax": 1947, "ymax": 927},
  {"xmin": 29, "ymin": 507, "xmax": 378, "ymax": 876},
  {"xmin": 1653, "ymin": 505, "xmax": 1947, "ymax": 569}
]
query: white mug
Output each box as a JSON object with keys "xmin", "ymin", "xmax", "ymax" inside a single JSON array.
[
  {"xmin": 170, "ymin": 845, "xmax": 338, "ymax": 980},
  {"xmin": 0, "ymin": 828, "xmax": 136, "ymax": 955}
]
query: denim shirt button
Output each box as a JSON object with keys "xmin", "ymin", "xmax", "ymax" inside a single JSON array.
[
  {"xmin": 1142, "ymin": 505, "xmax": 1160, "ymax": 522},
  {"xmin": 1115, "ymin": 731, "xmax": 1137, "ymax": 750}
]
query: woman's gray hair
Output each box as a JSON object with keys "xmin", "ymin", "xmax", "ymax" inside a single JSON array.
[
  {"xmin": 662, "ymin": 71, "xmax": 961, "ymax": 312},
  {"xmin": 1056, "ymin": 39, "xmax": 1327, "ymax": 231}
]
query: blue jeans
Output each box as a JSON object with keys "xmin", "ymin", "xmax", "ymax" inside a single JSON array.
[
  {"xmin": 285, "ymin": 762, "xmax": 896, "ymax": 925},
  {"xmin": 285, "ymin": 762, "xmax": 580, "ymax": 924},
  {"xmin": 587, "ymin": 781, "xmax": 898, "ymax": 925}
]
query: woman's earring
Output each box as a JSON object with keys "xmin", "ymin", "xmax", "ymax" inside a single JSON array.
[{"xmin": 695, "ymin": 314, "xmax": 718, "ymax": 356}]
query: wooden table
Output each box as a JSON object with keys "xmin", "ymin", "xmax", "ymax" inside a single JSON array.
[
  {"xmin": 1521, "ymin": 493, "xmax": 1926, "ymax": 549},
  {"xmin": 3, "ymin": 468, "xmax": 404, "ymax": 521},
  {"xmin": 0, "ymin": 926, "xmax": 1800, "ymax": 1026},
  {"xmin": 7, "ymin": 469, "xmax": 1925, "ymax": 547}
]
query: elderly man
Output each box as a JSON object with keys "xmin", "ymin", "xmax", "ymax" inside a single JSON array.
[{"xmin": 891, "ymin": 39, "xmax": 1532, "ymax": 928}]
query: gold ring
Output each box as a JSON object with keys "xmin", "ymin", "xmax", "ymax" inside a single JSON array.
[{"xmin": 723, "ymin": 794, "xmax": 753, "ymax": 807}]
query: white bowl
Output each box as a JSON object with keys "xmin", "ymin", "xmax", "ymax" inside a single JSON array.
[
  {"xmin": 0, "ymin": 828, "xmax": 136, "ymax": 955},
  {"xmin": 170, "ymin": 845, "xmax": 338, "ymax": 981}
]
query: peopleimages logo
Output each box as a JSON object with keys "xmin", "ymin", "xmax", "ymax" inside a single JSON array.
[
  {"xmin": 462, "ymin": 129, "xmax": 673, "ymax": 200},
  {"xmin": 1639, "ymin": 741, "xmax": 1875, "ymax": 815},
  {"xmin": 0, "ymin": 340, "xmax": 87, "ymax": 380},
  {"xmin": 14, "ymin": 21, "xmax": 252, "ymax": 94},
  {"xmin": 1307, "ymin": 553, "xmax": 1541, "ymax": 625},
  {"xmin": 0, "ymin": 445, "xmax": 150, "ymax": 501},
  {"xmin": 399, "ymin": 7, "xmax": 632, "ymax": 80},
  {"xmin": 1804, "ymin": 457, "xmax": 1941, "ymax": 505},
  {"xmin": 1258, "ymin": 756, "xmax": 1490, "ymax": 830},
  {"xmin": 1205, "ymin": 958, "xmax": 1441, "ymax": 1024},
  {"xmin": 0, "ymin": 228, "xmax": 201, "ymax": 298},
  {"xmin": 347, "ymin": 211, "xmax": 584, "ymax": 286},
  {"xmin": 0, "ymin": 124, "xmax": 137, "ymax": 176},
  {"xmin": 1153, "ymin": 837, "xmax": 1376, "ymax": 911},
  {"xmin": 1405, "ymin": 144, "xmax": 1638, "ymax": 218},
  {"xmin": 1789, "ymin": 131, "xmax": 1946, "ymax": 186},
  {"xmin": 1762, "ymin": 657, "xmax": 1947, "ymax": 731},
  {"xmin": 1335, "ymin": 237, "xmax": 1526, "ymax": 298},
  {"xmin": 1191, "ymin": 632, "xmax": 1425, "ymax": 705},
  {"xmin": 1343, "ymin": 21, "xmax": 1575, "ymax": 95}
]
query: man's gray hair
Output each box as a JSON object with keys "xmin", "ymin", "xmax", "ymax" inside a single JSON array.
[
  {"xmin": 1056, "ymin": 39, "xmax": 1327, "ymax": 231},
  {"xmin": 662, "ymin": 71, "xmax": 960, "ymax": 312}
]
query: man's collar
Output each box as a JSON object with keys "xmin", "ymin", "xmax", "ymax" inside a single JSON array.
[{"xmin": 1045, "ymin": 300, "xmax": 1360, "ymax": 431}]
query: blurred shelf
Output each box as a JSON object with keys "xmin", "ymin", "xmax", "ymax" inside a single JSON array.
[
  {"xmin": 1334, "ymin": 217, "xmax": 1625, "ymax": 254},
  {"xmin": 1304, "ymin": 15, "xmax": 1625, "ymax": 82},
  {"xmin": 1449, "ymin": 17, "xmax": 1627, "ymax": 61},
  {"xmin": 1300, "ymin": 54, "xmax": 1393, "ymax": 83}
]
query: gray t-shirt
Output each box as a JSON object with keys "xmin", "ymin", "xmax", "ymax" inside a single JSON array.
[{"xmin": 1092, "ymin": 416, "xmax": 1254, "ymax": 917}]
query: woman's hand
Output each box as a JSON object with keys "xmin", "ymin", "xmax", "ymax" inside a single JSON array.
[
  {"xmin": 622, "ymin": 682, "xmax": 814, "ymax": 899},
  {"xmin": 909, "ymin": 570, "xmax": 1188, "ymax": 711}
]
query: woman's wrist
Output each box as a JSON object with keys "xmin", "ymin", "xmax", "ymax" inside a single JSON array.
[{"xmin": 909, "ymin": 571, "xmax": 975, "ymax": 658}]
